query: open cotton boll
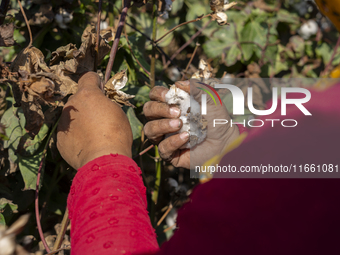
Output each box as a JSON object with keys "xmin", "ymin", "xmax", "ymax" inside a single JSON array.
[
  {"xmin": 165, "ymin": 86, "xmax": 207, "ymax": 149},
  {"xmin": 299, "ymin": 20, "xmax": 318, "ymax": 40}
]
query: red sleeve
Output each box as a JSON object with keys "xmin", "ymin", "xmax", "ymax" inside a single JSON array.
[{"xmin": 67, "ymin": 154, "xmax": 159, "ymax": 255}]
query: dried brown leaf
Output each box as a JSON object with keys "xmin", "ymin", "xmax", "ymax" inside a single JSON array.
[
  {"xmin": 28, "ymin": 4, "xmax": 54, "ymax": 26},
  {"xmin": 11, "ymin": 46, "xmax": 50, "ymax": 74},
  {"xmin": 20, "ymin": 93, "xmax": 44, "ymax": 136},
  {"xmin": 0, "ymin": 23, "xmax": 15, "ymax": 47},
  {"xmin": 0, "ymin": 85, "xmax": 6, "ymax": 117}
]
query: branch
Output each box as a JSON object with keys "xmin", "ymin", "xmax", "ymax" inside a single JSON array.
[
  {"xmin": 52, "ymin": 208, "xmax": 69, "ymax": 252},
  {"xmin": 157, "ymin": 203, "xmax": 173, "ymax": 226},
  {"xmin": 133, "ymin": 144, "xmax": 154, "ymax": 159},
  {"xmin": 94, "ymin": 0, "xmax": 103, "ymax": 72},
  {"xmin": 150, "ymin": 0, "xmax": 157, "ymax": 88},
  {"xmin": 125, "ymin": 22, "xmax": 179, "ymax": 70},
  {"xmin": 123, "ymin": 25, "xmax": 151, "ymax": 76},
  {"xmin": 17, "ymin": 0, "xmax": 32, "ymax": 47},
  {"xmin": 0, "ymin": 0, "xmax": 10, "ymax": 25},
  {"xmin": 154, "ymin": 13, "xmax": 212, "ymax": 44},
  {"xmin": 35, "ymin": 118, "xmax": 60, "ymax": 253},
  {"xmin": 164, "ymin": 20, "xmax": 211, "ymax": 70},
  {"xmin": 322, "ymin": 35, "xmax": 340, "ymax": 77},
  {"xmin": 181, "ymin": 42, "xmax": 200, "ymax": 80},
  {"xmin": 104, "ymin": 0, "xmax": 131, "ymax": 84}
]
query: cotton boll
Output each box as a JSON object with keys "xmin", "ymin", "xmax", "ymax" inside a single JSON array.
[
  {"xmin": 100, "ymin": 21, "xmax": 108, "ymax": 30},
  {"xmin": 299, "ymin": 20, "xmax": 318, "ymax": 40},
  {"xmin": 165, "ymin": 0, "xmax": 173, "ymax": 11},
  {"xmin": 165, "ymin": 208, "xmax": 177, "ymax": 230},
  {"xmin": 160, "ymin": 11, "xmax": 169, "ymax": 20},
  {"xmin": 55, "ymin": 9, "xmax": 73, "ymax": 29},
  {"xmin": 215, "ymin": 12, "xmax": 228, "ymax": 25},
  {"xmin": 0, "ymin": 227, "xmax": 15, "ymax": 255},
  {"xmin": 165, "ymin": 86, "xmax": 207, "ymax": 149}
]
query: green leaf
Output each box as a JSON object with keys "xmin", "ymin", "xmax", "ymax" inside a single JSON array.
[
  {"xmin": 127, "ymin": 33, "xmax": 151, "ymax": 76},
  {"xmin": 0, "ymin": 198, "xmax": 18, "ymax": 224},
  {"xmin": 203, "ymin": 25, "xmax": 237, "ymax": 59},
  {"xmin": 305, "ymin": 41, "xmax": 314, "ymax": 58},
  {"xmin": 277, "ymin": 9, "xmax": 299, "ymax": 24},
  {"xmin": 0, "ymin": 198, "xmax": 18, "ymax": 211},
  {"xmin": 185, "ymin": 1, "xmax": 210, "ymax": 30},
  {"xmin": 241, "ymin": 21, "xmax": 265, "ymax": 61},
  {"xmin": 226, "ymin": 10, "xmax": 248, "ymax": 25},
  {"xmin": 126, "ymin": 107, "xmax": 143, "ymax": 141},
  {"xmin": 0, "ymin": 214, "xmax": 5, "ymax": 225},
  {"xmin": 225, "ymin": 44, "xmax": 241, "ymax": 66},
  {"xmin": 1, "ymin": 105, "xmax": 26, "ymax": 165},
  {"xmin": 274, "ymin": 57, "xmax": 289, "ymax": 74},
  {"xmin": 289, "ymin": 36, "xmax": 305, "ymax": 59},
  {"xmin": 134, "ymin": 85, "xmax": 150, "ymax": 107},
  {"xmin": 171, "ymin": 0, "xmax": 184, "ymax": 15},
  {"xmin": 316, "ymin": 43, "xmax": 332, "ymax": 65},
  {"xmin": 18, "ymin": 149, "xmax": 44, "ymax": 191},
  {"xmin": 21, "ymin": 124, "xmax": 49, "ymax": 156}
]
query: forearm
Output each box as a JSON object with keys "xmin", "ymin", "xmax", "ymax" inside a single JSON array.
[{"xmin": 67, "ymin": 154, "xmax": 159, "ymax": 254}]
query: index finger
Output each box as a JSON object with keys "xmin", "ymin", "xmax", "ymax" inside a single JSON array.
[{"xmin": 149, "ymin": 86, "xmax": 169, "ymax": 102}]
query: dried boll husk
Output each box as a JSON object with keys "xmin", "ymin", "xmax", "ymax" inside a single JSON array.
[
  {"xmin": 210, "ymin": 1, "xmax": 237, "ymax": 26},
  {"xmin": 191, "ymin": 59, "xmax": 213, "ymax": 80},
  {"xmin": 104, "ymin": 70, "xmax": 135, "ymax": 107}
]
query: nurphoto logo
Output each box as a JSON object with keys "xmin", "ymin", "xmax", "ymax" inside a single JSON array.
[{"xmin": 199, "ymin": 83, "xmax": 312, "ymax": 128}]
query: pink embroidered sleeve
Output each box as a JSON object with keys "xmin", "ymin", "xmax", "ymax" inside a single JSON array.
[{"xmin": 67, "ymin": 154, "xmax": 159, "ymax": 255}]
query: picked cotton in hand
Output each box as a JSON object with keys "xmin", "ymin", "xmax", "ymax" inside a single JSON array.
[{"xmin": 165, "ymin": 85, "xmax": 207, "ymax": 149}]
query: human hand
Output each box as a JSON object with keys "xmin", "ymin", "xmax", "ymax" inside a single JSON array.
[
  {"xmin": 57, "ymin": 72, "xmax": 133, "ymax": 169},
  {"xmin": 143, "ymin": 80, "xmax": 240, "ymax": 169}
]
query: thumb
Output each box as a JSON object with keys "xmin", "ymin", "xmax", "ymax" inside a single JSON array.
[
  {"xmin": 78, "ymin": 72, "xmax": 103, "ymax": 91},
  {"xmin": 175, "ymin": 80, "xmax": 190, "ymax": 94}
]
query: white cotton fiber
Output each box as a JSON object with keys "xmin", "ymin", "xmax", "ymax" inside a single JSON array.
[{"xmin": 165, "ymin": 86, "xmax": 207, "ymax": 149}]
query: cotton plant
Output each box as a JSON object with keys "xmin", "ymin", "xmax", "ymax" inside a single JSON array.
[{"xmin": 210, "ymin": 0, "xmax": 238, "ymax": 25}]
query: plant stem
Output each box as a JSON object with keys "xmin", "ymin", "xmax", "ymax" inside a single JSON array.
[
  {"xmin": 125, "ymin": 22, "xmax": 179, "ymax": 70},
  {"xmin": 94, "ymin": 0, "xmax": 103, "ymax": 72},
  {"xmin": 35, "ymin": 118, "xmax": 60, "ymax": 253},
  {"xmin": 123, "ymin": 24, "xmax": 151, "ymax": 76},
  {"xmin": 17, "ymin": 0, "xmax": 32, "ymax": 47},
  {"xmin": 164, "ymin": 20, "xmax": 211, "ymax": 70},
  {"xmin": 52, "ymin": 208, "xmax": 69, "ymax": 252},
  {"xmin": 154, "ymin": 13, "xmax": 212, "ymax": 45},
  {"xmin": 104, "ymin": 0, "xmax": 131, "ymax": 84},
  {"xmin": 133, "ymin": 144, "xmax": 154, "ymax": 159},
  {"xmin": 0, "ymin": 0, "xmax": 10, "ymax": 25},
  {"xmin": 322, "ymin": 35, "xmax": 340, "ymax": 76},
  {"xmin": 181, "ymin": 42, "xmax": 200, "ymax": 80},
  {"xmin": 150, "ymin": 145, "xmax": 161, "ymax": 227},
  {"xmin": 157, "ymin": 203, "xmax": 173, "ymax": 226},
  {"xmin": 150, "ymin": 0, "xmax": 157, "ymax": 88}
]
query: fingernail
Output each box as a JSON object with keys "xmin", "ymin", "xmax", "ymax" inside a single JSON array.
[
  {"xmin": 180, "ymin": 132, "xmax": 189, "ymax": 141},
  {"xmin": 170, "ymin": 107, "xmax": 180, "ymax": 117},
  {"xmin": 169, "ymin": 119, "xmax": 181, "ymax": 128}
]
